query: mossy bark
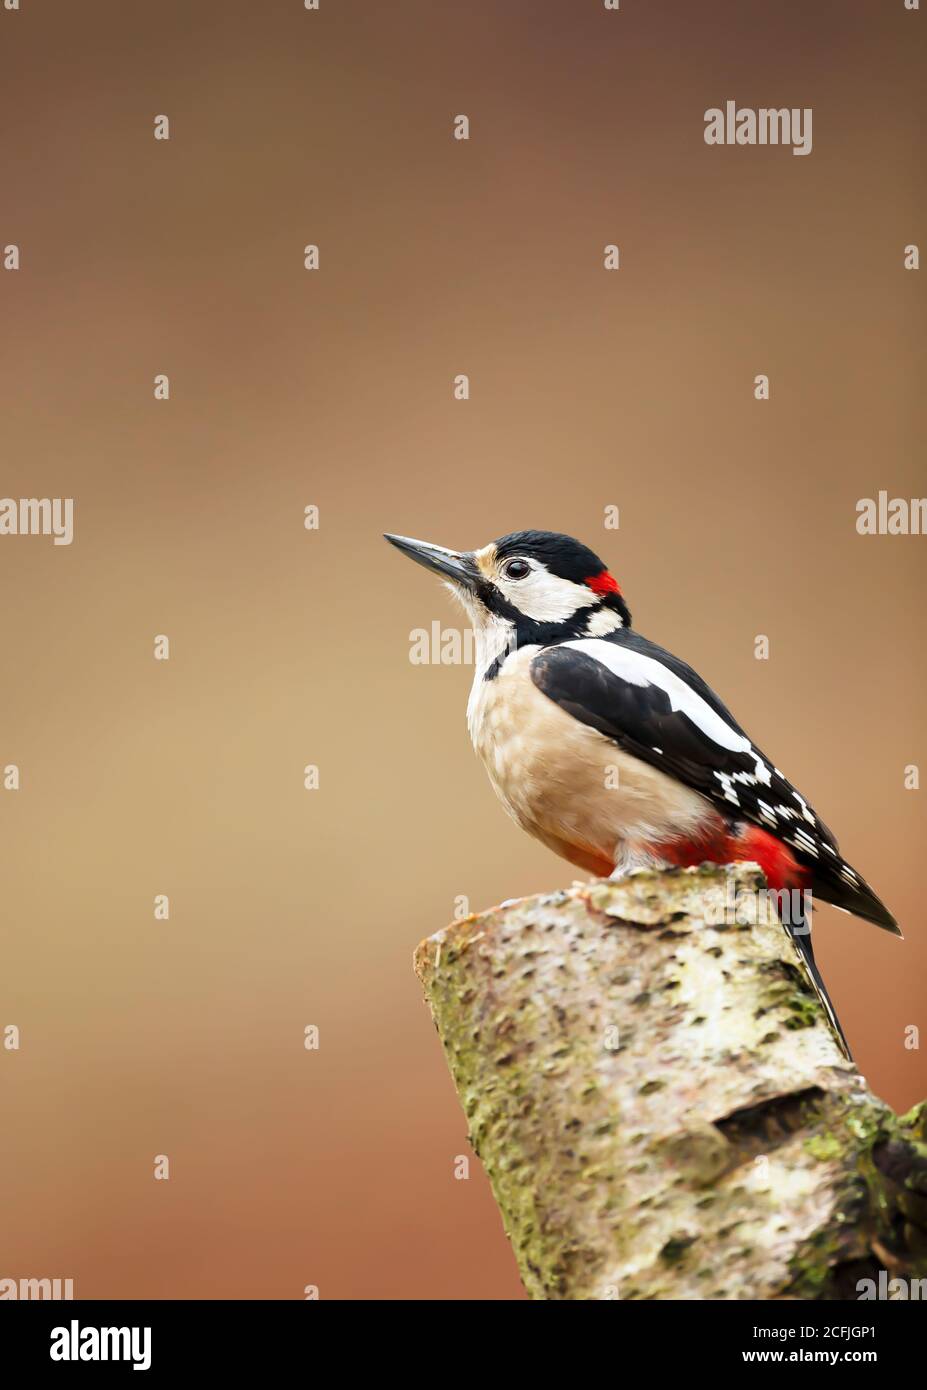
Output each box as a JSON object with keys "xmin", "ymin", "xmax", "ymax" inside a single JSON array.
[{"xmin": 414, "ymin": 864, "xmax": 927, "ymax": 1300}]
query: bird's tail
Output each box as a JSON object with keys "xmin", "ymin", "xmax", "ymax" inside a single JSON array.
[
  {"xmin": 812, "ymin": 862, "xmax": 901, "ymax": 936},
  {"xmin": 784, "ymin": 914, "xmax": 852, "ymax": 1061}
]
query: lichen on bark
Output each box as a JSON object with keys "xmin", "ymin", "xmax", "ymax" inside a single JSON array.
[{"xmin": 414, "ymin": 864, "xmax": 927, "ymax": 1300}]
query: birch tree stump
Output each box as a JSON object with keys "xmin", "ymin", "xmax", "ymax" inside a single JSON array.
[{"xmin": 414, "ymin": 864, "xmax": 927, "ymax": 1300}]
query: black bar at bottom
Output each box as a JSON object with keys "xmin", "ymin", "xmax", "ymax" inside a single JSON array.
[{"xmin": 2, "ymin": 1294, "xmax": 922, "ymax": 1375}]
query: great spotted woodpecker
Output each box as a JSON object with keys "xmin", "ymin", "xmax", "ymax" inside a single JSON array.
[{"xmin": 385, "ymin": 529, "xmax": 900, "ymax": 1059}]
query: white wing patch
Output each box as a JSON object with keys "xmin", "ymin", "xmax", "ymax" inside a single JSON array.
[
  {"xmin": 552, "ymin": 638, "xmax": 864, "ymax": 892},
  {"xmin": 562, "ymin": 638, "xmax": 773, "ymax": 785}
]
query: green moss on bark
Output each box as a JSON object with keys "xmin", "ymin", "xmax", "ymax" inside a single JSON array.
[{"xmin": 415, "ymin": 865, "xmax": 926, "ymax": 1300}]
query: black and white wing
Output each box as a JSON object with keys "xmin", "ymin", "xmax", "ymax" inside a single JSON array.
[{"xmin": 530, "ymin": 632, "xmax": 898, "ymax": 934}]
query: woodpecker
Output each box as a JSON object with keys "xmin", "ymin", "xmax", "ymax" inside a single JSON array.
[{"xmin": 385, "ymin": 529, "xmax": 900, "ymax": 1059}]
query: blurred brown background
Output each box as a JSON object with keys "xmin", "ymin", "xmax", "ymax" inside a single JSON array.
[{"xmin": 1, "ymin": 0, "xmax": 924, "ymax": 1299}]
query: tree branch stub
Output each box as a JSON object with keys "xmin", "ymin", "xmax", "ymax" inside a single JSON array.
[{"xmin": 414, "ymin": 864, "xmax": 927, "ymax": 1300}]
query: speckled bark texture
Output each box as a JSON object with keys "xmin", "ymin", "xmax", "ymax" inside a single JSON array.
[{"xmin": 414, "ymin": 864, "xmax": 927, "ymax": 1300}]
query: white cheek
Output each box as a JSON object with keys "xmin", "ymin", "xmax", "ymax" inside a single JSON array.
[{"xmin": 501, "ymin": 572, "xmax": 594, "ymax": 623}]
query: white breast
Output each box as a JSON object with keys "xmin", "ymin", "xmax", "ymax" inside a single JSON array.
[{"xmin": 467, "ymin": 646, "xmax": 712, "ymax": 873}]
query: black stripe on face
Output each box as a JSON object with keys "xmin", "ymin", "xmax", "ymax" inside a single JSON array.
[
  {"xmin": 477, "ymin": 578, "xmax": 630, "ymax": 650},
  {"xmin": 482, "ymin": 597, "xmax": 597, "ymax": 652}
]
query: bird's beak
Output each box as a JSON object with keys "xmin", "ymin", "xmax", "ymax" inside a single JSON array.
[{"xmin": 384, "ymin": 533, "xmax": 480, "ymax": 592}]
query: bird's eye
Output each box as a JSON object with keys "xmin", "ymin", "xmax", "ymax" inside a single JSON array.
[{"xmin": 503, "ymin": 559, "xmax": 531, "ymax": 580}]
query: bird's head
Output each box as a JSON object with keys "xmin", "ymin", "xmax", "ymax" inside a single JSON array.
[{"xmin": 384, "ymin": 529, "xmax": 631, "ymax": 654}]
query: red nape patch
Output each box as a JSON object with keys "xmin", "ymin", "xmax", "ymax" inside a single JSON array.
[{"xmin": 585, "ymin": 570, "xmax": 621, "ymax": 596}]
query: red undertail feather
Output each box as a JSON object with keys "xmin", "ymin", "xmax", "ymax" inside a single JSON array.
[{"xmin": 656, "ymin": 824, "xmax": 808, "ymax": 892}]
